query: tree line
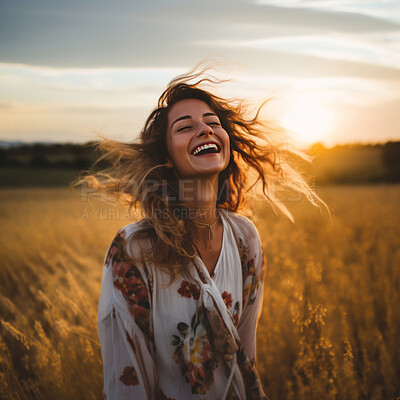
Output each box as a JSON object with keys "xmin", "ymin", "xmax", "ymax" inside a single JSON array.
[{"xmin": 0, "ymin": 140, "xmax": 399, "ymax": 183}]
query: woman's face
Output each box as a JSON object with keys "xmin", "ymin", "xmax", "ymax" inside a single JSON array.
[{"xmin": 166, "ymin": 99, "xmax": 230, "ymax": 179}]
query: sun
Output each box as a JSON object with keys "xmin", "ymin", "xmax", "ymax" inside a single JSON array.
[{"xmin": 281, "ymin": 102, "xmax": 334, "ymax": 145}]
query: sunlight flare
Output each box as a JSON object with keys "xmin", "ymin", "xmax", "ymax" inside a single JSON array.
[{"xmin": 281, "ymin": 102, "xmax": 335, "ymax": 145}]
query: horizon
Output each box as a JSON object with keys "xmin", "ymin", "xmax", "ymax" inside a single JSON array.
[{"xmin": 0, "ymin": 137, "xmax": 398, "ymax": 151}]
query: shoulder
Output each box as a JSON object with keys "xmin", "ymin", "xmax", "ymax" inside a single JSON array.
[
  {"xmin": 104, "ymin": 220, "xmax": 154, "ymax": 300},
  {"xmin": 222, "ymin": 210, "xmax": 264, "ymax": 274},
  {"xmin": 104, "ymin": 219, "xmax": 153, "ymax": 266},
  {"xmin": 117, "ymin": 218, "xmax": 151, "ymax": 240},
  {"xmin": 222, "ymin": 210, "xmax": 261, "ymax": 246}
]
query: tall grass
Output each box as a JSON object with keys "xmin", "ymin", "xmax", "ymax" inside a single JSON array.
[{"xmin": 0, "ymin": 185, "xmax": 399, "ymax": 399}]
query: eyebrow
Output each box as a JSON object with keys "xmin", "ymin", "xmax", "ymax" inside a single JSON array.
[{"xmin": 170, "ymin": 112, "xmax": 217, "ymax": 129}]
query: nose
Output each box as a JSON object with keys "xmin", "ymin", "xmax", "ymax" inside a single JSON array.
[{"xmin": 197, "ymin": 122, "xmax": 213, "ymax": 137}]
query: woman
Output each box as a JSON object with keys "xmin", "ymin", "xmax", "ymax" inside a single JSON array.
[{"xmin": 77, "ymin": 67, "xmax": 327, "ymax": 399}]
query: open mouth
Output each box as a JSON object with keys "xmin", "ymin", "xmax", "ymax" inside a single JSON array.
[{"xmin": 191, "ymin": 143, "xmax": 221, "ymax": 156}]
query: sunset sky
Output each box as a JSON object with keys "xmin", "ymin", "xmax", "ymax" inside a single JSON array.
[{"xmin": 0, "ymin": 0, "xmax": 399, "ymax": 147}]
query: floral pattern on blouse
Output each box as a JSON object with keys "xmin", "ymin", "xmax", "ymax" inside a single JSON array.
[
  {"xmin": 222, "ymin": 291, "xmax": 233, "ymax": 309},
  {"xmin": 237, "ymin": 345, "xmax": 267, "ymax": 400},
  {"xmin": 109, "ymin": 229, "xmax": 153, "ymax": 340},
  {"xmin": 232, "ymin": 301, "xmax": 240, "ymax": 326},
  {"xmin": 171, "ymin": 308, "xmax": 217, "ymax": 394},
  {"xmin": 177, "ymin": 280, "xmax": 200, "ymax": 300},
  {"xmin": 239, "ymin": 236, "xmax": 264, "ymax": 307},
  {"xmin": 105, "ymin": 228, "xmax": 126, "ymax": 266},
  {"xmin": 119, "ymin": 366, "xmax": 139, "ymax": 386}
]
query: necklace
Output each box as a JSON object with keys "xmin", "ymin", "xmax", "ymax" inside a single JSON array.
[{"xmin": 193, "ymin": 213, "xmax": 220, "ymax": 240}]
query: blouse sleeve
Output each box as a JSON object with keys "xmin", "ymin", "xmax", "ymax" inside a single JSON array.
[
  {"xmin": 237, "ymin": 220, "xmax": 266, "ymax": 363},
  {"xmin": 97, "ymin": 228, "xmax": 157, "ymax": 400}
]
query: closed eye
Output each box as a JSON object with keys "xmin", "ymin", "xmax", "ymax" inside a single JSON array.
[
  {"xmin": 176, "ymin": 121, "xmax": 220, "ymax": 132},
  {"xmin": 176, "ymin": 126, "xmax": 192, "ymax": 132}
]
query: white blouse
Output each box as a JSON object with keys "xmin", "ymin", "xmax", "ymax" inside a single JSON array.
[{"xmin": 98, "ymin": 209, "xmax": 268, "ymax": 400}]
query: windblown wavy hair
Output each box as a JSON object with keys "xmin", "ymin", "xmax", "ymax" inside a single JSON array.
[{"xmin": 73, "ymin": 67, "xmax": 329, "ymax": 277}]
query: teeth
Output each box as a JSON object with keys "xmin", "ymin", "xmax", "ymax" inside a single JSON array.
[{"xmin": 193, "ymin": 143, "xmax": 218, "ymax": 155}]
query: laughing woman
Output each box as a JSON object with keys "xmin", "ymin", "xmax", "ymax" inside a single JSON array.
[{"xmin": 76, "ymin": 67, "xmax": 328, "ymax": 399}]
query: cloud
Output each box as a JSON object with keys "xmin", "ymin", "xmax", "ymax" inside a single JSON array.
[
  {"xmin": 256, "ymin": 0, "xmax": 400, "ymax": 23},
  {"xmin": 0, "ymin": 63, "xmax": 186, "ymax": 108},
  {"xmin": 0, "ymin": 101, "xmax": 15, "ymax": 110},
  {"xmin": 0, "ymin": 0, "xmax": 399, "ymax": 69},
  {"xmin": 191, "ymin": 44, "xmax": 400, "ymax": 82},
  {"xmin": 202, "ymin": 33, "xmax": 400, "ymax": 69},
  {"xmin": 237, "ymin": 75, "xmax": 400, "ymax": 106},
  {"xmin": 0, "ymin": 100, "xmax": 151, "ymax": 143}
]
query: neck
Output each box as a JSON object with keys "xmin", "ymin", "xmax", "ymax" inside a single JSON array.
[
  {"xmin": 180, "ymin": 176, "xmax": 219, "ymax": 224},
  {"xmin": 180, "ymin": 176, "xmax": 221, "ymax": 244}
]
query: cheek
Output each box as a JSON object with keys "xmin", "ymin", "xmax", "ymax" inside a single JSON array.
[
  {"xmin": 166, "ymin": 132, "xmax": 177, "ymax": 161},
  {"xmin": 166, "ymin": 133, "xmax": 187, "ymax": 164}
]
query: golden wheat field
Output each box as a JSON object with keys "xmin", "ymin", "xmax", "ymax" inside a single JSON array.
[{"xmin": 0, "ymin": 184, "xmax": 399, "ymax": 400}]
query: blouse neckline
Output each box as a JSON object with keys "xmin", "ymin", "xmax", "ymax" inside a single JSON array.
[{"xmin": 194, "ymin": 209, "xmax": 229, "ymax": 281}]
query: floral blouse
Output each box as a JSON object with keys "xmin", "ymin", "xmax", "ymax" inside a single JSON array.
[{"xmin": 98, "ymin": 209, "xmax": 268, "ymax": 399}]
